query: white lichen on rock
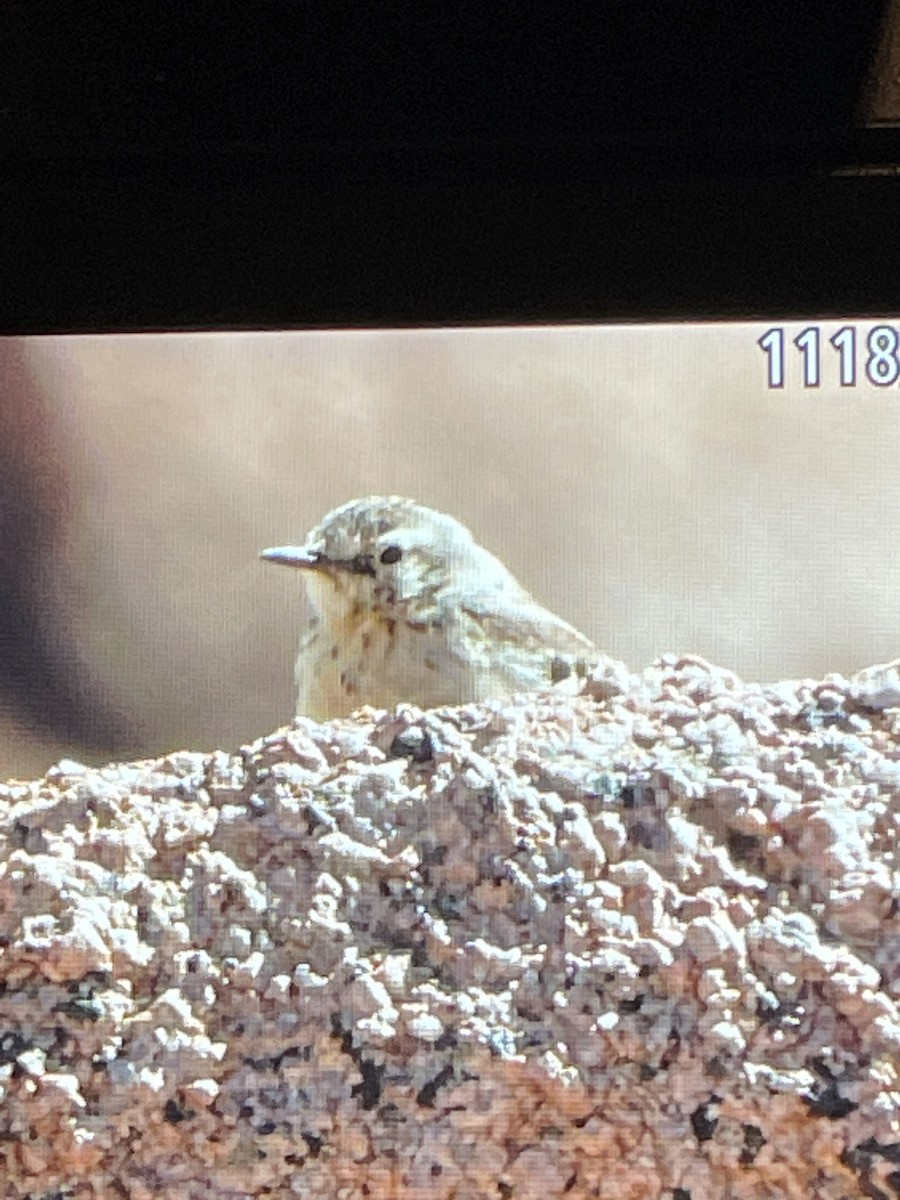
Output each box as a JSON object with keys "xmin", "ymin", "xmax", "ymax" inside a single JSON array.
[{"xmin": 0, "ymin": 653, "xmax": 899, "ymax": 1198}]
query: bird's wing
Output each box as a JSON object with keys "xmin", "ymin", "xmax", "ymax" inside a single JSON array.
[{"xmin": 457, "ymin": 590, "xmax": 598, "ymax": 685}]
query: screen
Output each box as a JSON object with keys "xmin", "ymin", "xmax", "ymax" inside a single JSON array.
[{"xmin": 1, "ymin": 322, "xmax": 897, "ymax": 1197}]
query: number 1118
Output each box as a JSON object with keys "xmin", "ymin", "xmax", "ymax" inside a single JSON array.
[{"xmin": 757, "ymin": 325, "xmax": 900, "ymax": 389}]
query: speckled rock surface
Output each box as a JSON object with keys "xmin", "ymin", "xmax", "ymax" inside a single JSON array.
[{"xmin": 1, "ymin": 653, "xmax": 899, "ymax": 1199}]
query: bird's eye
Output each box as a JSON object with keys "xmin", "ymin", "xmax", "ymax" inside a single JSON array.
[{"xmin": 380, "ymin": 545, "xmax": 403, "ymax": 565}]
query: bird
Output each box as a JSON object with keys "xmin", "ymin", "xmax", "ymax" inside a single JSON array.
[{"xmin": 261, "ymin": 495, "xmax": 598, "ymax": 719}]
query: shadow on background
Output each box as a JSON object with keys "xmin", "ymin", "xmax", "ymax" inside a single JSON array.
[{"xmin": 0, "ymin": 342, "xmax": 139, "ymax": 775}]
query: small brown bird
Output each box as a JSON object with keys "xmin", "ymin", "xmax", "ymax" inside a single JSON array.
[{"xmin": 262, "ymin": 495, "xmax": 598, "ymax": 718}]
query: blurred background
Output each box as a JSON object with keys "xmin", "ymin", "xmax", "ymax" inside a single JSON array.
[{"xmin": 1, "ymin": 324, "xmax": 898, "ymax": 778}]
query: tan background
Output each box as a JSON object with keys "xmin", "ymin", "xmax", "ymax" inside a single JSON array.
[{"xmin": 2, "ymin": 324, "xmax": 898, "ymax": 777}]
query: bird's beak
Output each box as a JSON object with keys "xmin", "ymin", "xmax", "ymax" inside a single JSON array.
[
  {"xmin": 260, "ymin": 546, "xmax": 326, "ymax": 570},
  {"xmin": 262, "ymin": 546, "xmax": 377, "ymax": 579}
]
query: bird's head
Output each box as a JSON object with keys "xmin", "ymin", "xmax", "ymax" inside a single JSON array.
[{"xmin": 262, "ymin": 495, "xmax": 511, "ymax": 625}]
